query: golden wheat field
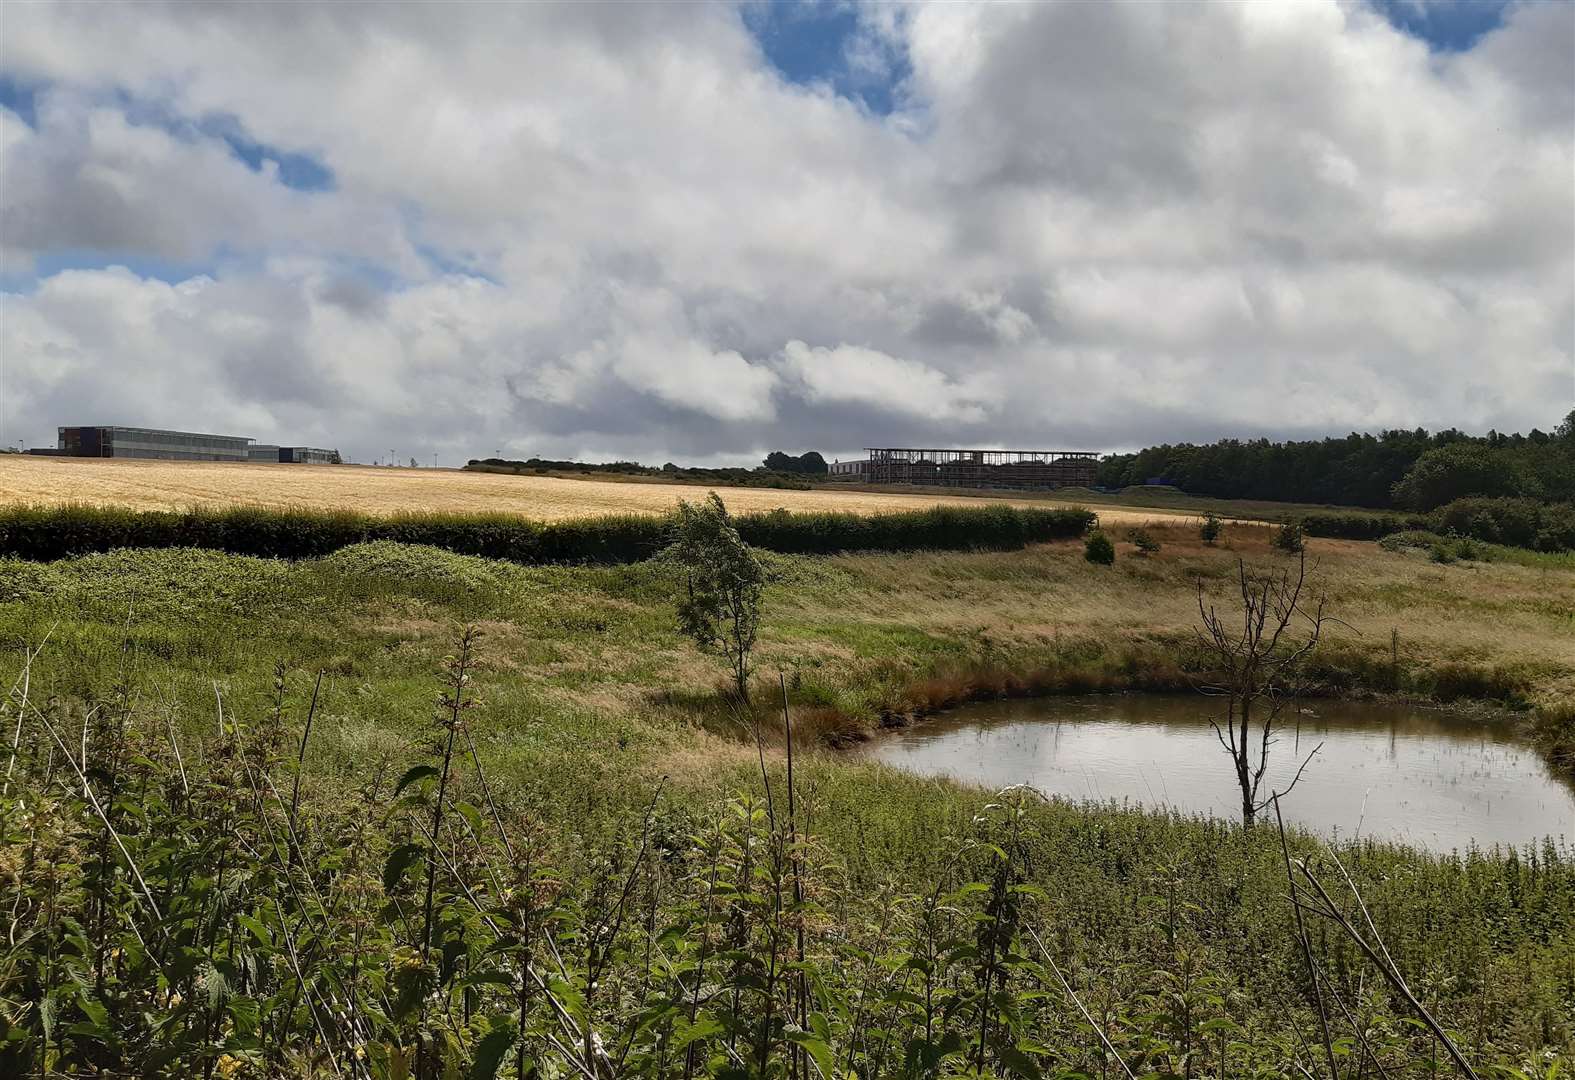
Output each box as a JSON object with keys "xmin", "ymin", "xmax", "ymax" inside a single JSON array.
[{"xmin": 0, "ymin": 456, "xmax": 1204, "ymax": 526}]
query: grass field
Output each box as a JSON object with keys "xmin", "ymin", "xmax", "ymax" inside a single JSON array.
[
  {"xmin": 0, "ymin": 455, "xmax": 1199, "ymax": 527},
  {"xmin": 4, "ymin": 512, "xmax": 1573, "ymax": 1073}
]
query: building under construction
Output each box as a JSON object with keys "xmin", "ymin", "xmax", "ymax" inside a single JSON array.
[{"xmin": 863, "ymin": 447, "xmax": 1100, "ymax": 490}]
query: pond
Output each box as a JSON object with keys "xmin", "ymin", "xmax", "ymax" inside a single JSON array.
[{"xmin": 864, "ymin": 695, "xmax": 1575, "ymax": 853}]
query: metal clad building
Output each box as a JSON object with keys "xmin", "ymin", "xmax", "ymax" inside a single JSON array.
[
  {"xmin": 279, "ymin": 447, "xmax": 339, "ymax": 464},
  {"xmin": 58, "ymin": 426, "xmax": 252, "ymax": 461},
  {"xmin": 248, "ymin": 444, "xmax": 282, "ymax": 462}
]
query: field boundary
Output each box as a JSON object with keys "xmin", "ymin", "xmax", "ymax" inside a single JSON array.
[{"xmin": 0, "ymin": 501, "xmax": 1096, "ymax": 563}]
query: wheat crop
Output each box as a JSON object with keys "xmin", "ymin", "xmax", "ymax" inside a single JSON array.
[{"xmin": 0, "ymin": 455, "xmax": 1193, "ymax": 525}]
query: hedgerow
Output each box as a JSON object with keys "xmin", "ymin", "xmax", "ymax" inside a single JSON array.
[
  {"xmin": 0, "ymin": 501, "xmax": 1096, "ymax": 563},
  {"xmin": 1302, "ymin": 497, "xmax": 1575, "ymax": 552}
]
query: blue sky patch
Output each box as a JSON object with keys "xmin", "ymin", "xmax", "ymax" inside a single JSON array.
[
  {"xmin": 1370, "ymin": 0, "xmax": 1512, "ymax": 52},
  {"xmin": 218, "ymin": 126, "xmax": 336, "ymax": 192},
  {"xmin": 744, "ymin": 0, "xmax": 909, "ymax": 115},
  {"xmin": 1, "ymin": 249, "xmax": 219, "ymax": 292},
  {"xmin": 0, "ymin": 76, "xmax": 39, "ymax": 127},
  {"xmin": 112, "ymin": 95, "xmax": 337, "ymax": 192}
]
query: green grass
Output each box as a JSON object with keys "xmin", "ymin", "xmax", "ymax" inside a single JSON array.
[{"xmin": 1, "ymin": 532, "xmax": 1573, "ymax": 1075}]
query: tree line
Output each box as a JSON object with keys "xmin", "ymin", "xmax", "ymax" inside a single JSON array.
[{"xmin": 1096, "ymin": 410, "xmax": 1575, "ymax": 510}]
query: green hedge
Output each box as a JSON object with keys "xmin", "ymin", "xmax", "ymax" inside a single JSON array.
[
  {"xmin": 1301, "ymin": 498, "xmax": 1575, "ymax": 551},
  {"xmin": 0, "ymin": 502, "xmax": 1096, "ymax": 564},
  {"xmin": 1300, "ymin": 511, "xmax": 1428, "ymax": 541}
]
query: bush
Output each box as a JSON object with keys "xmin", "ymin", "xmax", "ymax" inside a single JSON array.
[
  {"xmin": 1301, "ymin": 512, "xmax": 1427, "ymax": 541},
  {"xmin": 1128, "ymin": 527, "xmax": 1160, "ymax": 556},
  {"xmin": 1271, "ymin": 522, "xmax": 1305, "ymax": 554},
  {"xmin": 0, "ymin": 501, "xmax": 1097, "ymax": 565},
  {"xmin": 1199, "ymin": 512, "xmax": 1221, "ymax": 545},
  {"xmin": 1430, "ymin": 497, "xmax": 1573, "ymax": 552},
  {"xmin": 1084, "ymin": 531, "xmax": 1115, "ymax": 565}
]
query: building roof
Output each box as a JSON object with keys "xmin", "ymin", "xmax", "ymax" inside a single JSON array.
[{"xmin": 63, "ymin": 425, "xmax": 254, "ymax": 444}]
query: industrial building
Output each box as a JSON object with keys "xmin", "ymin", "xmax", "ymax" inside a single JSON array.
[
  {"xmin": 279, "ymin": 447, "xmax": 339, "ymax": 464},
  {"xmin": 55, "ymin": 426, "xmax": 340, "ymax": 464},
  {"xmin": 57, "ymin": 426, "xmax": 253, "ymax": 461},
  {"xmin": 828, "ymin": 458, "xmax": 868, "ymax": 479},
  {"xmin": 864, "ymin": 447, "xmax": 1099, "ymax": 490}
]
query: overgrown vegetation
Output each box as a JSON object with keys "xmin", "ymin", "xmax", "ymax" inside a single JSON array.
[
  {"xmin": 0, "ymin": 502, "xmax": 1095, "ymax": 564},
  {"xmin": 2, "ymin": 630, "xmax": 1571, "ymax": 1078},
  {"xmin": 0, "ymin": 519, "xmax": 1571, "ymax": 1075}
]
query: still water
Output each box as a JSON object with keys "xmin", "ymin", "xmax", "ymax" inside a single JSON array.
[{"xmin": 865, "ymin": 695, "xmax": 1575, "ymax": 853}]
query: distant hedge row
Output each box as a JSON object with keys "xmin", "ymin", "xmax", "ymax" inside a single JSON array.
[
  {"xmin": 1300, "ymin": 497, "xmax": 1575, "ymax": 552},
  {"xmin": 0, "ymin": 502, "xmax": 1096, "ymax": 564},
  {"xmin": 1299, "ymin": 511, "xmax": 1428, "ymax": 541}
]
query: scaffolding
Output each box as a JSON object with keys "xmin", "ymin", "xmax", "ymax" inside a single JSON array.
[{"xmin": 865, "ymin": 447, "xmax": 1099, "ymax": 490}]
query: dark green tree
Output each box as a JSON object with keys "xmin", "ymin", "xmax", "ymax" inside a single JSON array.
[
  {"xmin": 1084, "ymin": 531, "xmax": 1115, "ymax": 565},
  {"xmin": 1200, "ymin": 512, "xmax": 1222, "ymax": 545},
  {"xmin": 1391, "ymin": 444, "xmax": 1535, "ymax": 510}
]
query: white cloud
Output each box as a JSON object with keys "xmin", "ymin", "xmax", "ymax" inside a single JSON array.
[
  {"xmin": 779, "ymin": 340, "xmax": 1001, "ymax": 423},
  {"xmin": 0, "ymin": 0, "xmax": 1569, "ymax": 462}
]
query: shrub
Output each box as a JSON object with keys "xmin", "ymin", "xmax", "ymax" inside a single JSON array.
[
  {"xmin": 1271, "ymin": 522, "xmax": 1305, "ymax": 554},
  {"xmin": 1128, "ymin": 527, "xmax": 1160, "ymax": 556},
  {"xmin": 1430, "ymin": 497, "xmax": 1573, "ymax": 552},
  {"xmin": 1084, "ymin": 531, "xmax": 1115, "ymax": 565},
  {"xmin": 1199, "ymin": 512, "xmax": 1221, "ymax": 545}
]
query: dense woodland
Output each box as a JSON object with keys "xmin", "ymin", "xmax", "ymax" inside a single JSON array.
[{"xmin": 1097, "ymin": 410, "xmax": 1575, "ymax": 510}]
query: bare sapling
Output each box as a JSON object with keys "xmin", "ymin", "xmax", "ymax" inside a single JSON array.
[{"xmin": 1195, "ymin": 548, "xmax": 1329, "ymax": 827}]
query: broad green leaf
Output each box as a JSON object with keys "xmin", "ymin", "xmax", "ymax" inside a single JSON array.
[
  {"xmin": 383, "ymin": 842, "xmax": 426, "ymax": 892},
  {"xmin": 467, "ymin": 1017, "xmax": 518, "ymax": 1080},
  {"xmin": 394, "ymin": 764, "xmax": 440, "ymax": 797}
]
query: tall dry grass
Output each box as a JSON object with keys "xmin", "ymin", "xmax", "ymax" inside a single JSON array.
[{"xmin": 0, "ymin": 455, "xmax": 1192, "ymax": 525}]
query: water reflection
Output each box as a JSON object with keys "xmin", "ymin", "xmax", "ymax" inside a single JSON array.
[{"xmin": 864, "ymin": 695, "xmax": 1575, "ymax": 853}]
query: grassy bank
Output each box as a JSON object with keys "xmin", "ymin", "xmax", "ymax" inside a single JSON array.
[{"xmin": 2, "ymin": 523, "xmax": 1572, "ymax": 1074}]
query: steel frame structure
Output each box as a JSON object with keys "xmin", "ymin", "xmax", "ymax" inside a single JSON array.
[{"xmin": 864, "ymin": 447, "xmax": 1099, "ymax": 490}]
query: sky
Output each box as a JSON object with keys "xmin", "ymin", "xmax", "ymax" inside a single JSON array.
[{"xmin": 0, "ymin": 0, "xmax": 1571, "ymax": 465}]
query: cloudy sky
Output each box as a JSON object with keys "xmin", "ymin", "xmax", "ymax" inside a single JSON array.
[{"xmin": 1, "ymin": 0, "xmax": 1570, "ymax": 465}]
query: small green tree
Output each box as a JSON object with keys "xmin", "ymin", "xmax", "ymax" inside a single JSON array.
[
  {"xmin": 1200, "ymin": 512, "xmax": 1222, "ymax": 545},
  {"xmin": 1129, "ymin": 528, "xmax": 1160, "ymax": 556},
  {"xmin": 668, "ymin": 493, "xmax": 764, "ymax": 703},
  {"xmin": 1084, "ymin": 531, "xmax": 1115, "ymax": 565},
  {"xmin": 1271, "ymin": 522, "xmax": 1305, "ymax": 555}
]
